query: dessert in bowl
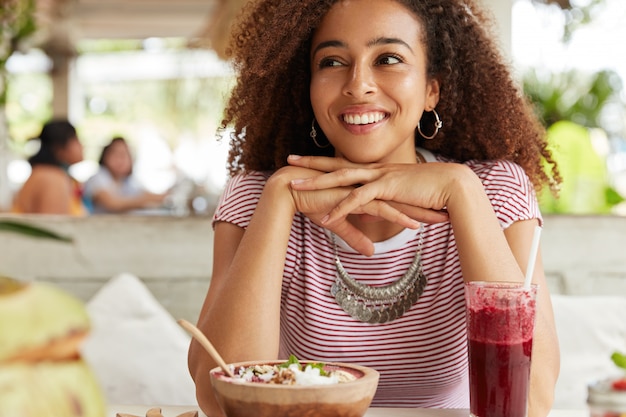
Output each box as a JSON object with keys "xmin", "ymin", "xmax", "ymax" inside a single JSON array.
[
  {"xmin": 209, "ymin": 356, "xmax": 379, "ymax": 417},
  {"xmin": 587, "ymin": 352, "xmax": 626, "ymax": 417},
  {"xmin": 587, "ymin": 377, "xmax": 626, "ymax": 417}
]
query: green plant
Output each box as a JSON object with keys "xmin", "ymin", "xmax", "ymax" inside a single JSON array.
[
  {"xmin": 523, "ymin": 68, "xmax": 623, "ymax": 130},
  {"xmin": 0, "ymin": 219, "xmax": 72, "ymax": 242},
  {"xmin": 0, "ymin": 0, "xmax": 37, "ymax": 105}
]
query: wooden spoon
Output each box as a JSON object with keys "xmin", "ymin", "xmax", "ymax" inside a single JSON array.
[{"xmin": 177, "ymin": 319, "xmax": 234, "ymax": 378}]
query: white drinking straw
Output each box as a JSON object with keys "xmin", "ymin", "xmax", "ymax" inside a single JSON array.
[{"xmin": 524, "ymin": 225, "xmax": 542, "ymax": 289}]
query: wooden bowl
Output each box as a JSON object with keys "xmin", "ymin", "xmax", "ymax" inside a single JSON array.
[{"xmin": 209, "ymin": 360, "xmax": 379, "ymax": 417}]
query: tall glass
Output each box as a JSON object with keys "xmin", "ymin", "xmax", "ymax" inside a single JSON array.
[{"xmin": 465, "ymin": 281, "xmax": 538, "ymax": 417}]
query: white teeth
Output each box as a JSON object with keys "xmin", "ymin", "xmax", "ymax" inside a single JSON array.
[{"xmin": 343, "ymin": 112, "xmax": 385, "ymax": 125}]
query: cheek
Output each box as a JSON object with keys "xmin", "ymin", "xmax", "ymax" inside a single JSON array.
[
  {"xmin": 69, "ymin": 144, "xmax": 83, "ymax": 162},
  {"xmin": 392, "ymin": 87, "xmax": 427, "ymax": 120},
  {"xmin": 309, "ymin": 78, "xmax": 330, "ymax": 115},
  {"xmin": 389, "ymin": 75, "xmax": 424, "ymax": 100}
]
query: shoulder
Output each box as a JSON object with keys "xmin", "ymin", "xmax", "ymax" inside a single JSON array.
[
  {"xmin": 433, "ymin": 155, "xmax": 539, "ymax": 227},
  {"xmin": 84, "ymin": 168, "xmax": 114, "ymax": 194},
  {"xmin": 219, "ymin": 171, "xmax": 271, "ymax": 202},
  {"xmin": 29, "ymin": 165, "xmax": 70, "ymax": 186},
  {"xmin": 469, "ymin": 160, "xmax": 540, "ymax": 227},
  {"xmin": 466, "ymin": 160, "xmax": 535, "ymax": 204},
  {"xmin": 466, "ymin": 159, "xmax": 529, "ymax": 185},
  {"xmin": 433, "ymin": 154, "xmax": 530, "ymax": 189},
  {"xmin": 213, "ymin": 171, "xmax": 272, "ymax": 229},
  {"xmin": 224, "ymin": 171, "xmax": 270, "ymax": 191}
]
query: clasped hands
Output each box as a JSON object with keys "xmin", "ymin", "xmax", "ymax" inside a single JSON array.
[{"xmin": 282, "ymin": 155, "xmax": 455, "ymax": 256}]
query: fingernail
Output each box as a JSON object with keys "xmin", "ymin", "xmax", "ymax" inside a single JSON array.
[
  {"xmin": 321, "ymin": 215, "xmax": 330, "ymax": 224},
  {"xmin": 288, "ymin": 154, "xmax": 302, "ymax": 160},
  {"xmin": 291, "ymin": 178, "xmax": 307, "ymax": 185}
]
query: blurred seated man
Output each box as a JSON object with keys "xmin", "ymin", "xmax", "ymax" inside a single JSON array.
[
  {"xmin": 83, "ymin": 137, "xmax": 166, "ymax": 214},
  {"xmin": 12, "ymin": 119, "xmax": 87, "ymax": 216}
]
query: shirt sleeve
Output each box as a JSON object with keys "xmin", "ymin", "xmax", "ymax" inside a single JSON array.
[
  {"xmin": 83, "ymin": 169, "xmax": 114, "ymax": 199},
  {"xmin": 469, "ymin": 159, "xmax": 543, "ymax": 229},
  {"xmin": 212, "ymin": 171, "xmax": 269, "ymax": 230}
]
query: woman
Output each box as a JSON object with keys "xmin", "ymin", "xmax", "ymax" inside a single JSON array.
[
  {"xmin": 188, "ymin": 0, "xmax": 561, "ymax": 416},
  {"xmin": 12, "ymin": 119, "xmax": 87, "ymax": 215},
  {"xmin": 83, "ymin": 137, "xmax": 165, "ymax": 214}
]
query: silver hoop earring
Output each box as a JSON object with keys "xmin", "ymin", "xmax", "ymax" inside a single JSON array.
[
  {"xmin": 310, "ymin": 118, "xmax": 330, "ymax": 148},
  {"xmin": 417, "ymin": 109, "xmax": 442, "ymax": 140}
]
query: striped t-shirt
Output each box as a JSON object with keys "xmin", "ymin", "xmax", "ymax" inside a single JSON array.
[{"xmin": 213, "ymin": 156, "xmax": 541, "ymax": 408}]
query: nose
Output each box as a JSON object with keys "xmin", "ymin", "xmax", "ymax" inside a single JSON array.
[{"xmin": 342, "ymin": 63, "xmax": 376, "ymax": 98}]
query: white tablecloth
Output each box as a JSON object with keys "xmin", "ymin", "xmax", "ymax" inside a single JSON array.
[{"xmin": 108, "ymin": 405, "xmax": 587, "ymax": 417}]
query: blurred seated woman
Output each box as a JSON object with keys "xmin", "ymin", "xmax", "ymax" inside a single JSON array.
[
  {"xmin": 12, "ymin": 119, "xmax": 87, "ymax": 216},
  {"xmin": 83, "ymin": 137, "xmax": 166, "ymax": 214}
]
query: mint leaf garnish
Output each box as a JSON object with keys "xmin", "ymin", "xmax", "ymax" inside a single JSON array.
[
  {"xmin": 611, "ymin": 351, "xmax": 626, "ymax": 370},
  {"xmin": 308, "ymin": 362, "xmax": 328, "ymax": 376},
  {"xmin": 279, "ymin": 355, "xmax": 329, "ymax": 376},
  {"xmin": 280, "ymin": 354, "xmax": 301, "ymax": 369}
]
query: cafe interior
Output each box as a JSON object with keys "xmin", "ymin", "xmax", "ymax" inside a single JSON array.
[{"xmin": 1, "ymin": 0, "xmax": 625, "ymax": 416}]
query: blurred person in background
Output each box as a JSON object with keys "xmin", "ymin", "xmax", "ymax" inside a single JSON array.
[
  {"xmin": 12, "ymin": 119, "xmax": 88, "ymax": 216},
  {"xmin": 83, "ymin": 136, "xmax": 166, "ymax": 214}
]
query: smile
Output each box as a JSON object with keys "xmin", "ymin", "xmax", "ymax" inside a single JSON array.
[{"xmin": 342, "ymin": 112, "xmax": 386, "ymax": 125}]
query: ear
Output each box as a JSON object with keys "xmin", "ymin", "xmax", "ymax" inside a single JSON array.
[{"xmin": 425, "ymin": 78, "xmax": 440, "ymax": 111}]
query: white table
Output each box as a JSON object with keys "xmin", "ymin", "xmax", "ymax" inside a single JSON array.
[{"xmin": 108, "ymin": 405, "xmax": 587, "ymax": 417}]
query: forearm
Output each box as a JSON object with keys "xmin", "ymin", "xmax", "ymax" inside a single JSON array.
[
  {"xmin": 445, "ymin": 165, "xmax": 525, "ymax": 283},
  {"xmin": 189, "ymin": 172, "xmax": 297, "ymax": 415},
  {"xmin": 528, "ymin": 271, "xmax": 560, "ymax": 416},
  {"xmin": 93, "ymin": 192, "xmax": 161, "ymax": 212},
  {"xmin": 202, "ymin": 196, "xmax": 293, "ymax": 359},
  {"xmin": 446, "ymin": 167, "xmax": 559, "ymax": 414}
]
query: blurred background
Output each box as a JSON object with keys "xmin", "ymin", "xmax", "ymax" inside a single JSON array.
[
  {"xmin": 2, "ymin": 3, "xmax": 625, "ymax": 409},
  {"xmin": 1, "ymin": 0, "xmax": 625, "ymax": 216}
]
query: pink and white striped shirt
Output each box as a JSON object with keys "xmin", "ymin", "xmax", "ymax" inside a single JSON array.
[{"xmin": 213, "ymin": 156, "xmax": 541, "ymax": 408}]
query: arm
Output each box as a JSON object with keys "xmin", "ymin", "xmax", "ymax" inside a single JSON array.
[
  {"xmin": 91, "ymin": 189, "xmax": 165, "ymax": 212},
  {"xmin": 505, "ymin": 221, "xmax": 560, "ymax": 417},
  {"xmin": 289, "ymin": 158, "xmax": 560, "ymax": 415},
  {"xmin": 448, "ymin": 178, "xmax": 559, "ymax": 416},
  {"xmin": 188, "ymin": 169, "xmax": 299, "ymax": 417},
  {"xmin": 187, "ymin": 166, "xmax": 413, "ymax": 415}
]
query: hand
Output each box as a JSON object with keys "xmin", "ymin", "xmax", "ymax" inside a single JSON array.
[
  {"xmin": 271, "ymin": 164, "xmax": 411, "ymax": 255},
  {"xmin": 143, "ymin": 192, "xmax": 167, "ymax": 206},
  {"xmin": 287, "ymin": 155, "xmax": 452, "ymax": 229}
]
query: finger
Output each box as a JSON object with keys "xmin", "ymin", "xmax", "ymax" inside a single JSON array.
[
  {"xmin": 320, "ymin": 179, "xmax": 451, "ymax": 226},
  {"xmin": 389, "ymin": 202, "xmax": 450, "ymax": 224},
  {"xmin": 288, "ymin": 155, "xmax": 363, "ymax": 172},
  {"xmin": 328, "ymin": 221, "xmax": 375, "ymax": 256},
  {"xmin": 358, "ymin": 200, "xmax": 422, "ymax": 230},
  {"xmin": 291, "ymin": 168, "xmax": 379, "ymax": 191},
  {"xmin": 321, "ymin": 184, "xmax": 380, "ymax": 224}
]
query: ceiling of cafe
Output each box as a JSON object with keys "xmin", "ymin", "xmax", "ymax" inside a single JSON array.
[
  {"xmin": 36, "ymin": 0, "xmax": 570, "ymax": 59},
  {"xmin": 36, "ymin": 0, "xmax": 248, "ymax": 59},
  {"xmin": 63, "ymin": 0, "xmax": 220, "ymax": 40}
]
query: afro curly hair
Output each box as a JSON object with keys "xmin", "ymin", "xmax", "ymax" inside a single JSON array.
[{"xmin": 220, "ymin": 0, "xmax": 560, "ymax": 194}]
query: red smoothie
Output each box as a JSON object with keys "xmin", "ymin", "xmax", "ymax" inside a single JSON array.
[{"xmin": 465, "ymin": 283, "xmax": 537, "ymax": 417}]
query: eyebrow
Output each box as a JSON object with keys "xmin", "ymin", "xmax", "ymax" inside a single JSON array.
[
  {"xmin": 369, "ymin": 37, "xmax": 414, "ymax": 52},
  {"xmin": 312, "ymin": 40, "xmax": 345, "ymax": 56},
  {"xmin": 312, "ymin": 37, "xmax": 414, "ymax": 56}
]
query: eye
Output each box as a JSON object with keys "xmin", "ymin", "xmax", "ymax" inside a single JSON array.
[
  {"xmin": 318, "ymin": 57, "xmax": 344, "ymax": 68},
  {"xmin": 377, "ymin": 54, "xmax": 402, "ymax": 65}
]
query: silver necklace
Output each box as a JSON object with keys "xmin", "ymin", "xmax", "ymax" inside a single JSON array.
[{"xmin": 330, "ymin": 225, "xmax": 427, "ymax": 324}]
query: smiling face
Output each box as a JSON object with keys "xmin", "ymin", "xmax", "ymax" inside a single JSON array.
[
  {"xmin": 102, "ymin": 140, "xmax": 133, "ymax": 180},
  {"xmin": 310, "ymin": 0, "xmax": 439, "ymax": 164}
]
